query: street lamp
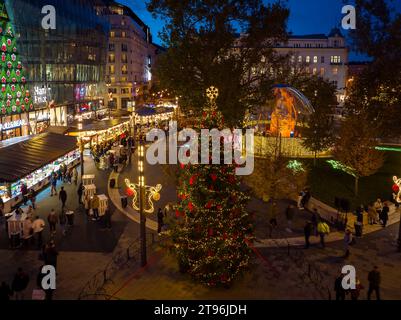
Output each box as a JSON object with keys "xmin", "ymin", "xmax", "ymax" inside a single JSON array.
[{"xmin": 125, "ymin": 143, "xmax": 162, "ymax": 266}]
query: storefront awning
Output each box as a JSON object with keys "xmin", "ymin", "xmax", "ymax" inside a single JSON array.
[
  {"xmin": 0, "ymin": 133, "xmax": 78, "ymax": 183},
  {"xmin": 67, "ymin": 118, "xmax": 130, "ymax": 133}
]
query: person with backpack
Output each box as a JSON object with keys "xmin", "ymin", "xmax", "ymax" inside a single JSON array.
[
  {"xmin": 11, "ymin": 268, "xmax": 30, "ymax": 300},
  {"xmin": 317, "ymin": 220, "xmax": 330, "ymax": 248},
  {"xmin": 47, "ymin": 209, "xmax": 58, "ymax": 235}
]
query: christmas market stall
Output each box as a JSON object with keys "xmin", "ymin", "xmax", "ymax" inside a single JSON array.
[{"xmin": 0, "ymin": 132, "xmax": 80, "ymax": 212}]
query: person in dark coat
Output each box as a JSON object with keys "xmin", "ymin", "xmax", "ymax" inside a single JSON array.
[
  {"xmin": 11, "ymin": 268, "xmax": 29, "ymax": 300},
  {"xmin": 77, "ymin": 182, "xmax": 84, "ymax": 205},
  {"xmin": 334, "ymin": 273, "xmax": 346, "ymax": 300},
  {"xmin": 157, "ymin": 208, "xmax": 164, "ymax": 234},
  {"xmin": 44, "ymin": 240, "xmax": 59, "ymax": 270},
  {"xmin": 381, "ymin": 203, "xmax": 389, "ymax": 227},
  {"xmin": 304, "ymin": 221, "xmax": 313, "ymax": 249},
  {"xmin": 367, "ymin": 266, "xmax": 381, "ymax": 300},
  {"xmin": 0, "ymin": 281, "xmax": 13, "ymax": 300},
  {"xmin": 59, "ymin": 187, "xmax": 67, "ymax": 209}
]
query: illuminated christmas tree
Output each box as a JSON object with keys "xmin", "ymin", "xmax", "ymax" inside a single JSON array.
[
  {"xmin": 0, "ymin": 1, "xmax": 33, "ymax": 116},
  {"xmin": 171, "ymin": 87, "xmax": 253, "ymax": 287}
]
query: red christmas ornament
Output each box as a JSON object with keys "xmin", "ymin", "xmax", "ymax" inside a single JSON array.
[
  {"xmin": 6, "ymin": 100, "xmax": 10, "ymax": 107},
  {"xmin": 11, "ymin": 85, "xmax": 15, "ymax": 91},
  {"xmin": 205, "ymin": 200, "xmax": 213, "ymax": 209},
  {"xmin": 21, "ymin": 77, "xmax": 26, "ymax": 83},
  {"xmin": 1, "ymin": 107, "xmax": 5, "ymax": 114},
  {"xmin": 392, "ymin": 184, "xmax": 399, "ymax": 194},
  {"xmin": 11, "ymin": 77, "xmax": 16, "ymax": 83},
  {"xmin": 210, "ymin": 173, "xmax": 217, "ymax": 182},
  {"xmin": 125, "ymin": 188, "xmax": 134, "ymax": 197},
  {"xmin": 188, "ymin": 202, "xmax": 194, "ymax": 211},
  {"xmin": 16, "ymin": 70, "xmax": 20, "ymax": 77},
  {"xmin": 21, "ymin": 105, "xmax": 25, "ymax": 111},
  {"xmin": 1, "ymin": 85, "xmax": 5, "ymax": 92},
  {"xmin": 17, "ymin": 62, "xmax": 22, "ymax": 69},
  {"xmin": 208, "ymin": 228, "xmax": 214, "ymax": 236},
  {"xmin": 179, "ymin": 163, "xmax": 185, "ymax": 169},
  {"xmin": 1, "ymin": 43, "xmax": 6, "ymax": 52},
  {"xmin": 223, "ymin": 233, "xmax": 228, "ymax": 240},
  {"xmin": 16, "ymin": 99, "xmax": 20, "ymax": 106},
  {"xmin": 216, "ymin": 205, "xmax": 222, "ymax": 210},
  {"xmin": 7, "ymin": 39, "xmax": 11, "ymax": 46},
  {"xmin": 189, "ymin": 175, "xmax": 196, "ymax": 185},
  {"xmin": 175, "ymin": 210, "xmax": 181, "ymax": 218},
  {"xmin": 24, "ymin": 97, "xmax": 29, "ymax": 103},
  {"xmin": 29, "ymin": 103, "xmax": 34, "ymax": 109},
  {"xmin": 7, "ymin": 61, "xmax": 11, "ymax": 69},
  {"xmin": 1, "ymin": 53, "xmax": 5, "ymax": 62}
]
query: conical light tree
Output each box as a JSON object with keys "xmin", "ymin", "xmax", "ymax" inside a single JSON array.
[
  {"xmin": 0, "ymin": 2, "xmax": 33, "ymax": 116},
  {"xmin": 170, "ymin": 87, "xmax": 253, "ymax": 287}
]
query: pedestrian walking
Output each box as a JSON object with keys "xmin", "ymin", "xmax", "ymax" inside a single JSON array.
[
  {"xmin": 32, "ymin": 216, "xmax": 45, "ymax": 249},
  {"xmin": 102, "ymin": 208, "xmax": 112, "ymax": 230},
  {"xmin": 334, "ymin": 273, "xmax": 346, "ymax": 300},
  {"xmin": 343, "ymin": 229, "xmax": 353, "ymax": 258},
  {"xmin": 368, "ymin": 203, "xmax": 377, "ymax": 225},
  {"xmin": 0, "ymin": 281, "xmax": 13, "ymax": 300},
  {"xmin": 285, "ymin": 204, "xmax": 296, "ymax": 232},
  {"xmin": 297, "ymin": 191, "xmax": 305, "ymax": 210},
  {"xmin": 301, "ymin": 188, "xmax": 311, "ymax": 209},
  {"xmin": 77, "ymin": 182, "xmax": 84, "ymax": 205},
  {"xmin": 311, "ymin": 208, "xmax": 319, "ymax": 236},
  {"xmin": 59, "ymin": 209, "xmax": 67, "ymax": 236},
  {"xmin": 304, "ymin": 221, "xmax": 313, "ymax": 249},
  {"xmin": 367, "ymin": 266, "xmax": 381, "ymax": 300},
  {"xmin": 317, "ymin": 220, "xmax": 330, "ymax": 248},
  {"xmin": 350, "ymin": 278, "xmax": 364, "ymax": 300},
  {"xmin": 11, "ymin": 268, "xmax": 29, "ymax": 300},
  {"xmin": 91, "ymin": 195, "xmax": 100, "ymax": 221},
  {"xmin": 268, "ymin": 201, "xmax": 278, "ymax": 238},
  {"xmin": 50, "ymin": 172, "xmax": 57, "ymax": 196},
  {"xmin": 22, "ymin": 217, "xmax": 33, "ymax": 247},
  {"xmin": 157, "ymin": 208, "xmax": 164, "ymax": 234},
  {"xmin": 26, "ymin": 205, "xmax": 35, "ymax": 220},
  {"xmin": 59, "ymin": 186, "xmax": 67, "ymax": 210},
  {"xmin": 47, "ymin": 209, "xmax": 58, "ymax": 235},
  {"xmin": 44, "ymin": 240, "xmax": 59, "ymax": 270},
  {"xmin": 374, "ymin": 198, "xmax": 383, "ymax": 218},
  {"xmin": 381, "ymin": 203, "xmax": 389, "ymax": 227},
  {"xmin": 72, "ymin": 167, "xmax": 78, "ymax": 186},
  {"xmin": 29, "ymin": 189, "xmax": 36, "ymax": 209}
]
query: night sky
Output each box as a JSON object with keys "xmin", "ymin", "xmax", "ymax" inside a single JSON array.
[{"xmin": 117, "ymin": 0, "xmax": 401, "ymax": 61}]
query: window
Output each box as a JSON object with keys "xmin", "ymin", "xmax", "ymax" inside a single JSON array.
[
  {"xmin": 121, "ymin": 44, "xmax": 128, "ymax": 52},
  {"xmin": 320, "ymin": 68, "xmax": 325, "ymax": 76},
  {"xmin": 110, "ymin": 76, "xmax": 116, "ymax": 83},
  {"xmin": 120, "ymin": 77, "xmax": 127, "ymax": 82},
  {"xmin": 332, "ymin": 67, "xmax": 338, "ymax": 75},
  {"xmin": 121, "ymin": 20, "xmax": 126, "ymax": 26},
  {"xmin": 122, "ymin": 31, "xmax": 126, "ymax": 38},
  {"xmin": 305, "ymin": 67, "xmax": 310, "ymax": 74},
  {"xmin": 121, "ymin": 53, "xmax": 127, "ymax": 63},
  {"xmin": 313, "ymin": 56, "xmax": 318, "ymax": 63},
  {"xmin": 290, "ymin": 55, "xmax": 295, "ymax": 63},
  {"xmin": 321, "ymin": 56, "xmax": 325, "ymax": 63},
  {"xmin": 330, "ymin": 56, "xmax": 341, "ymax": 64},
  {"xmin": 108, "ymin": 54, "xmax": 115, "ymax": 63},
  {"xmin": 108, "ymin": 43, "xmax": 115, "ymax": 51},
  {"xmin": 332, "ymin": 80, "xmax": 338, "ymax": 87},
  {"xmin": 313, "ymin": 67, "xmax": 317, "ymax": 75},
  {"xmin": 108, "ymin": 65, "xmax": 115, "ymax": 75},
  {"xmin": 298, "ymin": 56, "xmax": 302, "ymax": 63},
  {"xmin": 121, "ymin": 65, "xmax": 128, "ymax": 75},
  {"xmin": 110, "ymin": 31, "xmax": 115, "ymax": 38},
  {"xmin": 306, "ymin": 56, "xmax": 310, "ymax": 63},
  {"xmin": 121, "ymin": 88, "xmax": 130, "ymax": 94}
]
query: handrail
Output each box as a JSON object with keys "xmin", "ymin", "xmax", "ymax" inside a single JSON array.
[{"xmin": 78, "ymin": 233, "xmax": 157, "ymax": 300}]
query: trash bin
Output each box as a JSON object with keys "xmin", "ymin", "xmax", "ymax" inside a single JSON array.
[{"xmin": 121, "ymin": 196, "xmax": 128, "ymax": 208}]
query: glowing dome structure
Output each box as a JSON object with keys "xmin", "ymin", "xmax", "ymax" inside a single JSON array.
[
  {"xmin": 248, "ymin": 84, "xmax": 314, "ymax": 138},
  {"xmin": 270, "ymin": 84, "xmax": 314, "ymax": 138}
]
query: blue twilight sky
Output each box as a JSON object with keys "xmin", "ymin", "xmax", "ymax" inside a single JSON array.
[{"xmin": 117, "ymin": 0, "xmax": 401, "ymax": 61}]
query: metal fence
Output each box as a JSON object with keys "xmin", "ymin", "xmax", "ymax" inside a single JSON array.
[{"xmin": 78, "ymin": 233, "xmax": 157, "ymax": 300}]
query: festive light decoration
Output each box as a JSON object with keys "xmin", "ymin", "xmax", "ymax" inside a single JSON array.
[
  {"xmin": 326, "ymin": 159, "xmax": 356, "ymax": 177},
  {"xmin": 287, "ymin": 160, "xmax": 305, "ymax": 173},
  {"xmin": 392, "ymin": 176, "xmax": 401, "ymax": 204},
  {"xmin": 375, "ymin": 146, "xmax": 401, "ymax": 153},
  {"xmin": 124, "ymin": 177, "xmax": 162, "ymax": 214},
  {"xmin": 0, "ymin": 4, "xmax": 33, "ymax": 115},
  {"xmin": 170, "ymin": 87, "xmax": 253, "ymax": 287}
]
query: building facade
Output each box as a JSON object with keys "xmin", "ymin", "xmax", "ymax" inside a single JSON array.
[
  {"xmin": 96, "ymin": 1, "xmax": 155, "ymax": 111},
  {"xmin": 3, "ymin": 0, "xmax": 110, "ymax": 138},
  {"xmin": 275, "ymin": 28, "xmax": 348, "ymax": 107}
]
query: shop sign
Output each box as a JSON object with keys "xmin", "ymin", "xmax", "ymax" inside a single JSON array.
[
  {"xmin": 34, "ymin": 86, "xmax": 51, "ymax": 104},
  {"xmin": 0, "ymin": 119, "xmax": 26, "ymax": 131},
  {"xmin": 37, "ymin": 113, "xmax": 50, "ymax": 122}
]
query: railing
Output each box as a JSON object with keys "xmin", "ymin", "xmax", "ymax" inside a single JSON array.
[
  {"xmin": 262, "ymin": 229, "xmax": 332, "ymax": 300},
  {"xmin": 78, "ymin": 233, "xmax": 157, "ymax": 300}
]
